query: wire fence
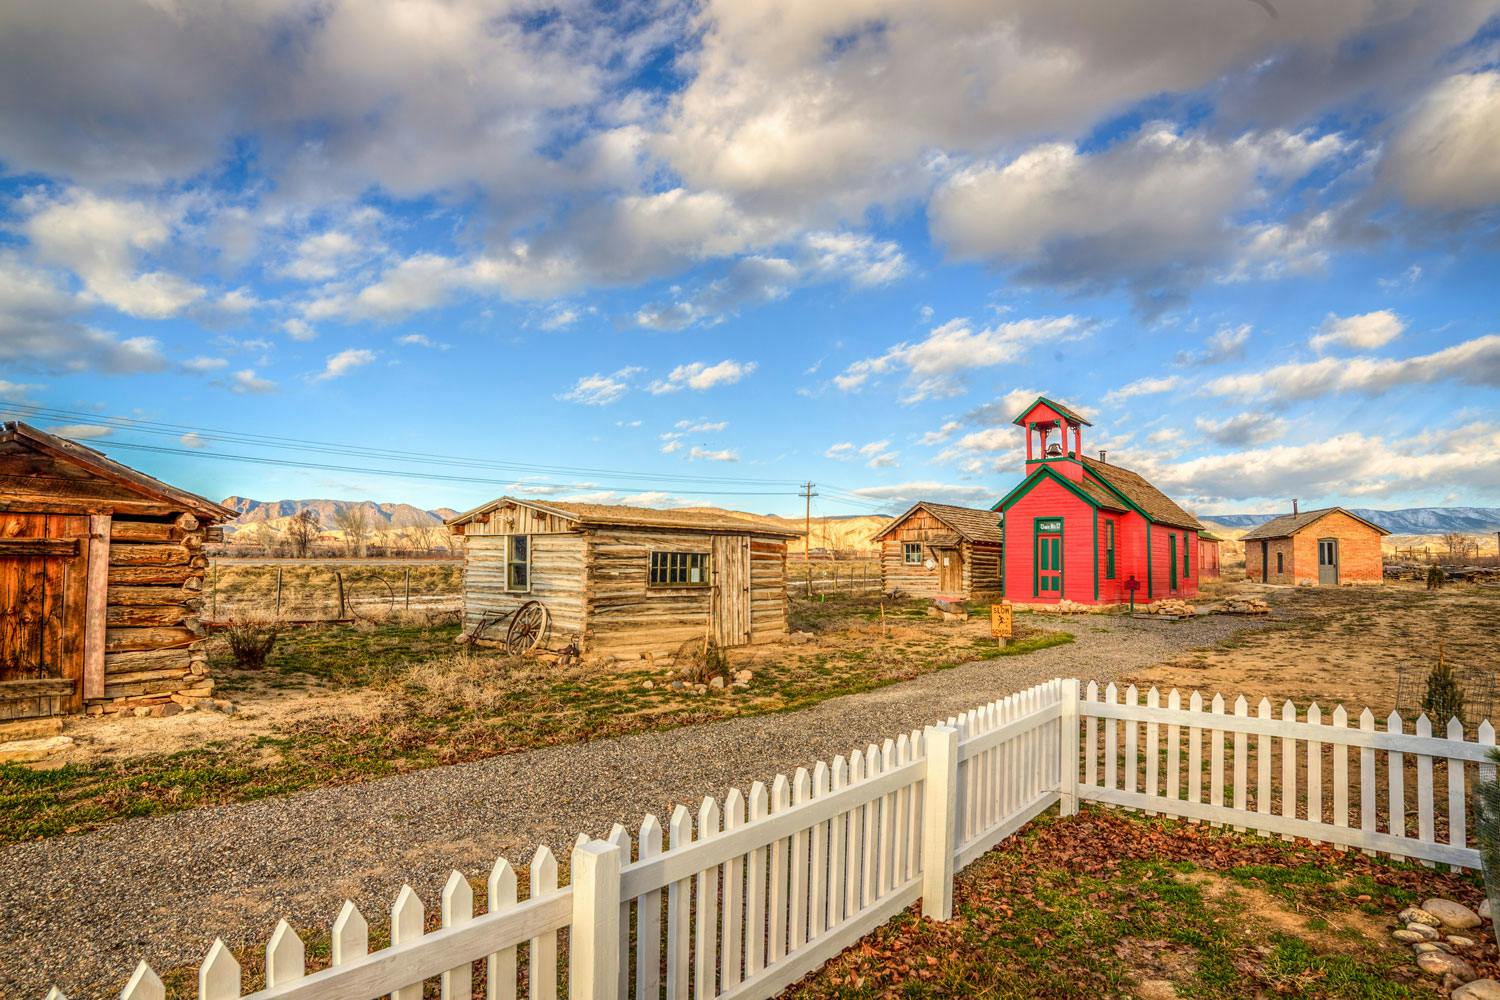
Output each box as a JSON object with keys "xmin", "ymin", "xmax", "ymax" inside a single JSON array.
[
  {"xmin": 1395, "ymin": 659, "xmax": 1500, "ymax": 732},
  {"xmin": 206, "ymin": 559, "xmax": 464, "ymax": 623}
]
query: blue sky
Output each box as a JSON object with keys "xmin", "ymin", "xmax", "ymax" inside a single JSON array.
[{"xmin": 2, "ymin": 1, "xmax": 1499, "ymax": 519}]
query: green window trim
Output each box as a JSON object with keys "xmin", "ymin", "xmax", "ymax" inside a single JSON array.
[
  {"xmin": 1104, "ymin": 521, "xmax": 1116, "ymax": 580},
  {"xmin": 1169, "ymin": 532, "xmax": 1178, "ymax": 591},
  {"xmin": 1183, "ymin": 532, "xmax": 1190, "ymax": 579}
]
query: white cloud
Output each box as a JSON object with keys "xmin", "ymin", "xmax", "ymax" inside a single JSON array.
[
  {"xmin": 919, "ymin": 421, "xmax": 962, "ymax": 446},
  {"xmin": 558, "ymin": 366, "xmax": 643, "ymax": 406},
  {"xmin": 280, "ymin": 230, "xmax": 367, "ymax": 281},
  {"xmin": 660, "ymin": 438, "xmax": 683, "ymax": 454},
  {"xmin": 1103, "ymin": 376, "xmax": 1181, "ymax": 405},
  {"xmin": 688, "ymin": 446, "xmax": 738, "ymax": 462},
  {"xmin": 1310, "ymin": 310, "xmax": 1404, "ymax": 354},
  {"xmin": 846, "ymin": 481, "xmax": 996, "ymax": 510},
  {"xmin": 929, "ymin": 125, "xmax": 1346, "ymax": 313},
  {"xmin": 802, "ymin": 232, "xmax": 907, "ymax": 287},
  {"xmin": 313, "ymin": 348, "xmax": 377, "ymax": 382},
  {"xmin": 540, "ymin": 305, "xmax": 582, "ymax": 330},
  {"xmin": 47, "ymin": 423, "xmax": 112, "ymax": 440},
  {"xmin": 182, "ymin": 356, "xmax": 229, "ymax": 373},
  {"xmin": 960, "ymin": 388, "xmax": 1047, "ymax": 427},
  {"xmin": 1175, "ymin": 325, "xmax": 1250, "ymax": 367},
  {"xmin": 283, "ymin": 318, "xmax": 317, "ymax": 342},
  {"xmin": 1386, "ymin": 71, "xmax": 1500, "ymax": 211},
  {"xmin": 835, "ymin": 317, "xmax": 1079, "ymax": 402},
  {"xmin": 0, "ymin": 379, "xmax": 40, "ymax": 400},
  {"xmin": 228, "ymin": 369, "xmax": 276, "ymax": 395},
  {"xmin": 23, "ymin": 190, "xmax": 204, "ymax": 319},
  {"xmin": 648, "ymin": 359, "xmax": 757, "ymax": 394},
  {"xmin": 825, "ymin": 442, "xmax": 855, "ymax": 460},
  {"xmin": 675, "ymin": 419, "xmax": 727, "ymax": 432},
  {"xmin": 636, "ymin": 256, "xmax": 798, "ymax": 331},
  {"xmin": 217, "ymin": 287, "xmax": 261, "ymax": 313},
  {"xmin": 397, "ymin": 333, "xmax": 448, "ymax": 349},
  {"xmin": 1206, "ymin": 334, "xmax": 1500, "ymax": 403},
  {"xmin": 179, "ymin": 432, "xmax": 207, "ymax": 449},
  {"xmin": 1194, "ymin": 412, "xmax": 1287, "ymax": 447}
]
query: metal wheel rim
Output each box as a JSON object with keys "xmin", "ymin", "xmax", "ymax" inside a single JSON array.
[{"xmin": 505, "ymin": 601, "xmax": 549, "ymax": 654}]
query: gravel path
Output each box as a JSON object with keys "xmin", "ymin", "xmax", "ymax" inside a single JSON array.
[{"xmin": 3, "ymin": 612, "xmax": 1269, "ymax": 997}]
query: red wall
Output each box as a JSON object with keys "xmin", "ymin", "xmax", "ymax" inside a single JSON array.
[
  {"xmin": 1144, "ymin": 524, "xmax": 1199, "ymax": 600},
  {"xmin": 1003, "ymin": 477, "xmax": 1096, "ymax": 605}
]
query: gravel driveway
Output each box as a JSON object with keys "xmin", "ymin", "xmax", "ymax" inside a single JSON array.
[{"xmin": 3, "ymin": 612, "xmax": 1269, "ymax": 997}]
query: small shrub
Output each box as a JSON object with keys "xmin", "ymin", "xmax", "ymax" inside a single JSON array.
[
  {"xmin": 223, "ymin": 616, "xmax": 283, "ymax": 670},
  {"xmin": 1427, "ymin": 564, "xmax": 1447, "ymax": 589},
  {"xmin": 674, "ymin": 637, "xmax": 728, "ymax": 686},
  {"xmin": 1421, "ymin": 642, "xmax": 1465, "ymax": 726}
]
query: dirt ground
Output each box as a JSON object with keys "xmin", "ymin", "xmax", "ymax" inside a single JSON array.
[{"xmin": 1122, "ymin": 580, "xmax": 1500, "ymax": 720}]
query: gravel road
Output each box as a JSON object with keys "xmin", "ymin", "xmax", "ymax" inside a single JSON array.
[{"xmin": 3, "ymin": 612, "xmax": 1270, "ymax": 997}]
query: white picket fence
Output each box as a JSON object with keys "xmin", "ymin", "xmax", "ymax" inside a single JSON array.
[{"xmin": 47, "ymin": 677, "xmax": 1500, "ymax": 1000}]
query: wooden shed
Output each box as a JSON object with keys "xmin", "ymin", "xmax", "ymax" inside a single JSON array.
[
  {"xmin": 1198, "ymin": 531, "xmax": 1223, "ymax": 580},
  {"xmin": 447, "ymin": 497, "xmax": 802, "ymax": 658},
  {"xmin": 0, "ymin": 422, "xmax": 232, "ymax": 726},
  {"xmin": 1242, "ymin": 505, "xmax": 1388, "ymax": 586},
  {"xmin": 872, "ymin": 502, "xmax": 1002, "ymax": 601}
]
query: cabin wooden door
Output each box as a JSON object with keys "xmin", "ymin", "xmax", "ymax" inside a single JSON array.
[
  {"xmin": 711, "ymin": 535, "xmax": 752, "ymax": 647},
  {"xmin": 0, "ymin": 512, "xmax": 90, "ymax": 714},
  {"xmin": 938, "ymin": 548, "xmax": 963, "ymax": 594}
]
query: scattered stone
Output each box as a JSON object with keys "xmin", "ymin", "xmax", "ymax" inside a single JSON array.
[
  {"xmin": 1449, "ymin": 936, "xmax": 1478, "ymax": 949},
  {"xmin": 1416, "ymin": 950, "xmax": 1476, "ymax": 982},
  {"xmin": 734, "ymin": 669, "xmax": 754, "ymax": 683},
  {"xmin": 1414, "ymin": 942, "xmax": 1447, "ymax": 954},
  {"xmin": 709, "ymin": 677, "xmax": 726, "ymax": 690},
  {"xmin": 641, "ymin": 680, "xmax": 655, "ymax": 690},
  {"xmin": 0, "ymin": 717, "xmax": 63, "ymax": 741},
  {"xmin": 213, "ymin": 699, "xmax": 236, "ymax": 715},
  {"xmin": 1454, "ymin": 979, "xmax": 1500, "ymax": 1000},
  {"xmin": 1407, "ymin": 922, "xmax": 1441, "ymax": 941},
  {"xmin": 1356, "ymin": 894, "xmax": 1372, "ymax": 903},
  {"xmin": 1401, "ymin": 907, "xmax": 1443, "ymax": 927},
  {"xmin": 733, "ymin": 680, "xmax": 749, "ymax": 688},
  {"xmin": 1425, "ymin": 899, "xmax": 1482, "ymax": 930},
  {"xmin": 1219, "ymin": 597, "xmax": 1271, "ymax": 615},
  {"xmin": 693, "ymin": 684, "xmax": 707, "ymax": 694},
  {"xmin": 669, "ymin": 680, "xmax": 685, "ymax": 691},
  {"xmin": 1393, "ymin": 930, "xmax": 1426, "ymax": 943},
  {"xmin": 788, "ymin": 631, "xmax": 816, "ymax": 645},
  {"xmin": 132, "ymin": 706, "xmax": 152, "ymax": 718},
  {"xmin": 1480, "ymin": 899, "xmax": 1492, "ymax": 921},
  {"xmin": 0, "ymin": 735, "xmax": 73, "ymax": 764}
]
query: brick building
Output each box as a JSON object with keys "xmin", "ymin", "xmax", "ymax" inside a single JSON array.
[{"xmin": 1241, "ymin": 505, "xmax": 1388, "ymax": 586}]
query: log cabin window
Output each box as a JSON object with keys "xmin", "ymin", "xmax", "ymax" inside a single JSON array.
[
  {"xmin": 506, "ymin": 535, "xmax": 530, "ymax": 592},
  {"xmin": 903, "ymin": 542, "xmax": 923, "ymax": 565},
  {"xmin": 650, "ymin": 551, "xmax": 709, "ymax": 586},
  {"xmin": 1104, "ymin": 522, "xmax": 1115, "ymax": 579}
]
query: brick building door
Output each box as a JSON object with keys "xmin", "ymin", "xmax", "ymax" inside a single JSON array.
[{"xmin": 1318, "ymin": 538, "xmax": 1339, "ymax": 586}]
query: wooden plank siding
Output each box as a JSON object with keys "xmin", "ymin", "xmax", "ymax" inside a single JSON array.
[
  {"xmin": 586, "ymin": 528, "xmax": 718, "ymax": 658},
  {"xmin": 748, "ymin": 537, "xmax": 789, "ymax": 644},
  {"xmin": 462, "ymin": 534, "xmax": 586, "ymax": 644}
]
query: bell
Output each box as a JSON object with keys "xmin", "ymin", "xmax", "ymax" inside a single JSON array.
[{"xmin": 1045, "ymin": 441, "xmax": 1064, "ymax": 457}]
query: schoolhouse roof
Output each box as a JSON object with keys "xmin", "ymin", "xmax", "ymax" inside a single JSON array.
[
  {"xmin": 872, "ymin": 501, "xmax": 1002, "ymax": 544},
  {"xmin": 1240, "ymin": 506, "xmax": 1390, "ymax": 541},
  {"xmin": 1010, "ymin": 395, "xmax": 1093, "ymax": 427},
  {"xmin": 1081, "ymin": 456, "xmax": 1202, "ymax": 530}
]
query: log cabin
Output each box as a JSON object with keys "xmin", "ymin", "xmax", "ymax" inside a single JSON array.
[
  {"xmin": 447, "ymin": 497, "xmax": 802, "ymax": 658},
  {"xmin": 0, "ymin": 422, "xmax": 232, "ymax": 727},
  {"xmin": 872, "ymin": 502, "xmax": 1002, "ymax": 601},
  {"xmin": 993, "ymin": 396, "xmax": 1204, "ymax": 607}
]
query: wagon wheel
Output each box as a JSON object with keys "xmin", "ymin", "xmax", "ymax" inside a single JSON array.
[
  {"xmin": 349, "ymin": 576, "xmax": 398, "ymax": 622},
  {"xmin": 505, "ymin": 601, "xmax": 550, "ymax": 656}
]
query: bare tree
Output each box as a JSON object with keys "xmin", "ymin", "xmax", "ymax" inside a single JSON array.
[
  {"xmin": 334, "ymin": 504, "xmax": 373, "ymax": 558},
  {"xmin": 287, "ymin": 508, "xmax": 321, "ymax": 558},
  {"xmin": 1443, "ymin": 532, "xmax": 1468, "ymax": 562}
]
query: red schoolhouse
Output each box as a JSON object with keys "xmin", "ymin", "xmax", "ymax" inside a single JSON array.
[{"xmin": 993, "ymin": 396, "xmax": 1203, "ymax": 606}]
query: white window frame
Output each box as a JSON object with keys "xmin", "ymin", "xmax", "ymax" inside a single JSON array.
[
  {"xmin": 903, "ymin": 542, "xmax": 924, "ymax": 565},
  {"xmin": 505, "ymin": 534, "xmax": 531, "ymax": 594}
]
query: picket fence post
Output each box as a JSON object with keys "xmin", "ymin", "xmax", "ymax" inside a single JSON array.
[
  {"xmin": 920, "ymin": 724, "xmax": 960, "ymax": 921},
  {"xmin": 570, "ymin": 839, "xmax": 623, "ymax": 1000},
  {"xmin": 1059, "ymin": 678, "xmax": 1080, "ymax": 816}
]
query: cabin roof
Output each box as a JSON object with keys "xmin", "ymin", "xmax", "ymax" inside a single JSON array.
[
  {"xmin": 1081, "ymin": 456, "xmax": 1202, "ymax": 530},
  {"xmin": 446, "ymin": 496, "xmax": 804, "ymax": 537},
  {"xmin": 1011, "ymin": 395, "xmax": 1093, "ymax": 427},
  {"xmin": 0, "ymin": 421, "xmax": 234, "ymax": 521},
  {"xmin": 872, "ymin": 501, "xmax": 1002, "ymax": 544},
  {"xmin": 1240, "ymin": 506, "xmax": 1390, "ymax": 541}
]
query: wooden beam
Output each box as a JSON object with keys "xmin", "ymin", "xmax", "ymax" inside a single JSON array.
[
  {"xmin": 0, "ymin": 537, "xmax": 80, "ymax": 558},
  {"xmin": 84, "ymin": 514, "xmax": 110, "ymax": 700}
]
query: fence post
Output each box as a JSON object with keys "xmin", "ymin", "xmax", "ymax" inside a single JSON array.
[
  {"xmin": 1059, "ymin": 678, "xmax": 1080, "ymax": 816},
  {"xmin": 921, "ymin": 724, "xmax": 959, "ymax": 921},
  {"xmin": 570, "ymin": 839, "xmax": 623, "ymax": 1000}
]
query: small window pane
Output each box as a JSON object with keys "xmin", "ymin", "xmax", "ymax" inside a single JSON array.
[
  {"xmin": 650, "ymin": 550, "xmax": 709, "ymax": 586},
  {"xmin": 904, "ymin": 543, "xmax": 923, "ymax": 565}
]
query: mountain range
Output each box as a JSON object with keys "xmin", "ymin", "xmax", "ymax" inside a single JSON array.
[{"xmin": 1200, "ymin": 507, "xmax": 1500, "ymax": 534}]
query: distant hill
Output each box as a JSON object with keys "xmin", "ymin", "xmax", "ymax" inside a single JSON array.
[
  {"xmin": 220, "ymin": 497, "xmax": 458, "ymax": 545},
  {"xmin": 1201, "ymin": 507, "xmax": 1500, "ymax": 534}
]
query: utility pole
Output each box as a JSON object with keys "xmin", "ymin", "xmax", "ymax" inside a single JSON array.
[{"xmin": 800, "ymin": 481, "xmax": 818, "ymax": 560}]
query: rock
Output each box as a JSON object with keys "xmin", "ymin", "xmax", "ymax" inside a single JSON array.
[
  {"xmin": 788, "ymin": 631, "xmax": 816, "ymax": 645},
  {"xmin": 1449, "ymin": 936, "xmax": 1478, "ymax": 949},
  {"xmin": 1393, "ymin": 930, "xmax": 1426, "ymax": 943},
  {"xmin": 1402, "ymin": 907, "xmax": 1443, "ymax": 927},
  {"xmin": 0, "ymin": 717, "xmax": 63, "ymax": 741},
  {"xmin": 693, "ymin": 684, "xmax": 707, "ymax": 694},
  {"xmin": 213, "ymin": 699, "xmax": 236, "ymax": 714},
  {"xmin": 709, "ymin": 677, "xmax": 725, "ymax": 690},
  {"xmin": 133, "ymin": 706, "xmax": 152, "ymax": 718},
  {"xmin": 669, "ymin": 680, "xmax": 685, "ymax": 691},
  {"xmin": 641, "ymin": 680, "xmax": 654, "ymax": 690},
  {"xmin": 734, "ymin": 669, "xmax": 754, "ymax": 683},
  {"xmin": 1407, "ymin": 922, "xmax": 1441, "ymax": 941},
  {"xmin": 733, "ymin": 680, "xmax": 749, "ymax": 688},
  {"xmin": 0, "ymin": 735, "xmax": 73, "ymax": 764},
  {"xmin": 1454, "ymin": 979, "xmax": 1500, "ymax": 999},
  {"xmin": 1416, "ymin": 950, "xmax": 1476, "ymax": 981},
  {"xmin": 1414, "ymin": 942, "xmax": 1447, "ymax": 954},
  {"xmin": 1480, "ymin": 899, "xmax": 1492, "ymax": 920},
  {"xmin": 1425, "ymin": 899, "xmax": 1482, "ymax": 930}
]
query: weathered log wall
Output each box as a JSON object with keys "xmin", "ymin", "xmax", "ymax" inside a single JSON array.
[{"xmin": 461, "ymin": 533, "xmax": 586, "ymax": 644}]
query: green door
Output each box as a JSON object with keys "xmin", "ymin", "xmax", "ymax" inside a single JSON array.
[
  {"xmin": 1036, "ymin": 531, "xmax": 1062, "ymax": 596},
  {"xmin": 1169, "ymin": 533, "xmax": 1178, "ymax": 591}
]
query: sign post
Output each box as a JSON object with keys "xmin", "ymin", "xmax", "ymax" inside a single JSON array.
[
  {"xmin": 990, "ymin": 602, "xmax": 1013, "ymax": 649},
  {"xmin": 1124, "ymin": 575, "xmax": 1140, "ymax": 614}
]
